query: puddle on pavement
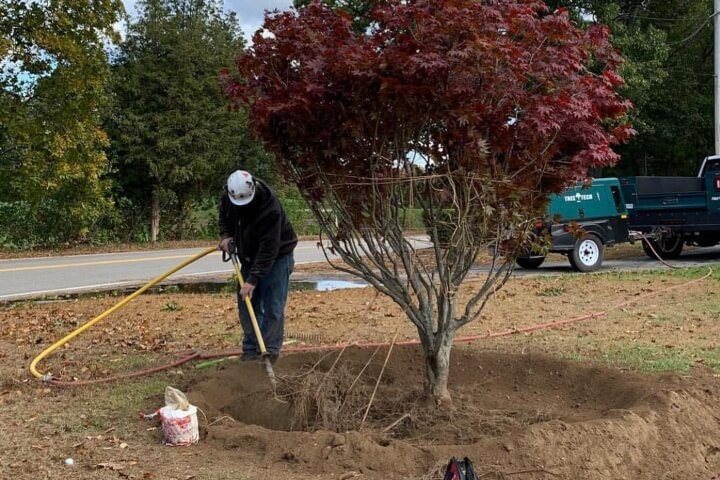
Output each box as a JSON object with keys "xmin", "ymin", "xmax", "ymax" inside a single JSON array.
[
  {"xmin": 292, "ymin": 280, "xmax": 368, "ymax": 292},
  {"xmin": 152, "ymin": 279, "xmax": 368, "ymax": 294}
]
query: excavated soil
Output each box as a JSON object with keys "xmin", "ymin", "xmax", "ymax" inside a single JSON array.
[
  {"xmin": 184, "ymin": 348, "xmax": 720, "ymax": 480},
  {"xmin": 3, "ymin": 263, "xmax": 720, "ymax": 479}
]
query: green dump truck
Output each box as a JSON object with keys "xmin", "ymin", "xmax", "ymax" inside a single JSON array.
[
  {"xmin": 619, "ymin": 155, "xmax": 720, "ymax": 258},
  {"xmin": 516, "ymin": 178, "xmax": 631, "ymax": 272}
]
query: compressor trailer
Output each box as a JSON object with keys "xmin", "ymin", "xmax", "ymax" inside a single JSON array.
[{"xmin": 515, "ymin": 177, "xmax": 634, "ymax": 272}]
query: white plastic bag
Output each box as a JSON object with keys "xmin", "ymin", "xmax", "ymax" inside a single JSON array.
[{"xmin": 164, "ymin": 386, "xmax": 190, "ymax": 411}]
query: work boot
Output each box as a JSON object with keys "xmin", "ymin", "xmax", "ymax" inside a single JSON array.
[{"xmin": 240, "ymin": 353, "xmax": 259, "ymax": 362}]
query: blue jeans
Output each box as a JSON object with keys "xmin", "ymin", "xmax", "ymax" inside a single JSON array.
[{"xmin": 237, "ymin": 253, "xmax": 294, "ymax": 357}]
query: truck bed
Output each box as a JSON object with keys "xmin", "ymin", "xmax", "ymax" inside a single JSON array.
[
  {"xmin": 635, "ymin": 176, "xmax": 704, "ymax": 195},
  {"xmin": 622, "ymin": 176, "xmax": 708, "ymax": 211},
  {"xmin": 615, "ymin": 157, "xmax": 720, "ymax": 248},
  {"xmin": 620, "ymin": 175, "xmax": 720, "ymax": 233}
]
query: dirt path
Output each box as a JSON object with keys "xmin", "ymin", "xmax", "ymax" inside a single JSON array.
[{"xmin": 2, "ymin": 267, "xmax": 720, "ymax": 479}]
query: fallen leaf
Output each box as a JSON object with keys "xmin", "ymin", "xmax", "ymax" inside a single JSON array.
[{"xmin": 119, "ymin": 442, "xmax": 129, "ymax": 449}]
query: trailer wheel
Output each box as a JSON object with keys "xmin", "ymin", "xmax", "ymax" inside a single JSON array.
[
  {"xmin": 569, "ymin": 234, "xmax": 604, "ymax": 272},
  {"xmin": 516, "ymin": 256, "xmax": 546, "ymax": 269},
  {"xmin": 642, "ymin": 235, "xmax": 684, "ymax": 259}
]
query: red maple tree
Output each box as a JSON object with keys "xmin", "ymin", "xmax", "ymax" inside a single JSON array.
[{"xmin": 226, "ymin": 0, "xmax": 632, "ymax": 402}]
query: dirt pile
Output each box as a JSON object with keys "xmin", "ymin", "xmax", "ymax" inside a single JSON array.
[{"xmin": 184, "ymin": 347, "xmax": 720, "ymax": 479}]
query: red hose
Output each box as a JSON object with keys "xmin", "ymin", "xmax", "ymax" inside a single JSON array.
[{"xmin": 48, "ymin": 352, "xmax": 201, "ymax": 387}]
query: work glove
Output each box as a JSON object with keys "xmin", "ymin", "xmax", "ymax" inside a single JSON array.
[{"xmin": 218, "ymin": 237, "xmax": 232, "ymax": 253}]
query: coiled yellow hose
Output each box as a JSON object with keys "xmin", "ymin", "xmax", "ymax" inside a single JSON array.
[{"xmin": 29, "ymin": 246, "xmax": 217, "ymax": 380}]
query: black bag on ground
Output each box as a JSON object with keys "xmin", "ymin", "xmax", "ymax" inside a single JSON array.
[{"xmin": 443, "ymin": 457, "xmax": 478, "ymax": 480}]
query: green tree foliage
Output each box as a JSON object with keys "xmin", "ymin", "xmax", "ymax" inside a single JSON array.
[
  {"xmin": 548, "ymin": 0, "xmax": 713, "ymax": 175},
  {"xmin": 107, "ymin": 0, "xmax": 271, "ymax": 240},
  {"xmin": 614, "ymin": 1, "xmax": 713, "ymax": 175},
  {"xmin": 0, "ymin": 0, "xmax": 123, "ymax": 247}
]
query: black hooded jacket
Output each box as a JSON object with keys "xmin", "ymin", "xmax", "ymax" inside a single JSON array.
[{"xmin": 219, "ymin": 179, "xmax": 297, "ymax": 286}]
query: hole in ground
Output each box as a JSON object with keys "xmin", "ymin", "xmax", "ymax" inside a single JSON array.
[{"xmin": 186, "ymin": 347, "xmax": 649, "ymax": 445}]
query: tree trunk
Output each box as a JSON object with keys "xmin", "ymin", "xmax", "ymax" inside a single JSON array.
[
  {"xmin": 423, "ymin": 331, "xmax": 454, "ymax": 404},
  {"xmin": 176, "ymin": 198, "xmax": 190, "ymax": 240},
  {"xmin": 150, "ymin": 188, "xmax": 160, "ymax": 243}
]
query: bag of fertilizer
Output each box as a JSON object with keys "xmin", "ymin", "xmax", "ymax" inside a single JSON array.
[{"xmin": 158, "ymin": 386, "xmax": 198, "ymax": 446}]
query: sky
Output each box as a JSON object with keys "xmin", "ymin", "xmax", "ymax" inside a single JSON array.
[{"xmin": 121, "ymin": 0, "xmax": 295, "ymax": 43}]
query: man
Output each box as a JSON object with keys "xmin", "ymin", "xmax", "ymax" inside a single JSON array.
[{"xmin": 218, "ymin": 170, "xmax": 298, "ymax": 362}]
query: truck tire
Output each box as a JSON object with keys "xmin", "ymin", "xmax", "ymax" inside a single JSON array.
[
  {"xmin": 516, "ymin": 256, "xmax": 546, "ymax": 269},
  {"xmin": 642, "ymin": 235, "xmax": 684, "ymax": 259},
  {"xmin": 569, "ymin": 234, "xmax": 604, "ymax": 272}
]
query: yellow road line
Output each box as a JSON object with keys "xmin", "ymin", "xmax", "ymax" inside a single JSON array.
[
  {"xmin": 0, "ymin": 252, "xmax": 222, "ymax": 273},
  {"xmin": 1, "ymin": 243, "xmax": 331, "ymax": 274}
]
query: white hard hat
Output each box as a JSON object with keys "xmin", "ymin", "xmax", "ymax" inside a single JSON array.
[{"xmin": 227, "ymin": 170, "xmax": 256, "ymax": 206}]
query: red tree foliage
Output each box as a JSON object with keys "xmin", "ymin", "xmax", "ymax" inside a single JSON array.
[{"xmin": 227, "ymin": 0, "xmax": 632, "ymax": 205}]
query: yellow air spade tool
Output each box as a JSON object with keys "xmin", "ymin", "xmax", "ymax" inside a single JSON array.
[{"xmin": 225, "ymin": 243, "xmax": 278, "ymax": 389}]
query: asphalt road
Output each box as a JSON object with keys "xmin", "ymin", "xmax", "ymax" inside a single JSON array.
[
  {"xmin": 2, "ymin": 241, "xmax": 720, "ymax": 301},
  {"xmin": 0, "ymin": 240, "xmax": 337, "ymax": 301}
]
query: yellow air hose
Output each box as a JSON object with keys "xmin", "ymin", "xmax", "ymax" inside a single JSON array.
[{"xmin": 29, "ymin": 246, "xmax": 218, "ymax": 381}]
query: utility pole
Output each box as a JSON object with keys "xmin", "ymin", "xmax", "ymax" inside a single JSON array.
[{"xmin": 715, "ymin": 0, "xmax": 720, "ymax": 154}]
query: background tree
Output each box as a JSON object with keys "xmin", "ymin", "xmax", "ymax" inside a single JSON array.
[
  {"xmin": 228, "ymin": 0, "xmax": 632, "ymax": 402},
  {"xmin": 107, "ymin": 0, "xmax": 269, "ymax": 241},
  {"xmin": 0, "ymin": 0, "xmax": 123, "ymax": 247},
  {"xmin": 608, "ymin": 1, "xmax": 712, "ymax": 175},
  {"xmin": 546, "ymin": 0, "xmax": 712, "ymax": 175}
]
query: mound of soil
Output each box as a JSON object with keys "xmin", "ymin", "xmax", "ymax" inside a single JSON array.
[{"xmin": 185, "ymin": 346, "xmax": 720, "ymax": 479}]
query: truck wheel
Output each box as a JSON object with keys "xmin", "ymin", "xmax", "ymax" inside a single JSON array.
[
  {"xmin": 642, "ymin": 235, "xmax": 684, "ymax": 259},
  {"xmin": 516, "ymin": 256, "xmax": 546, "ymax": 269},
  {"xmin": 569, "ymin": 234, "xmax": 604, "ymax": 272}
]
